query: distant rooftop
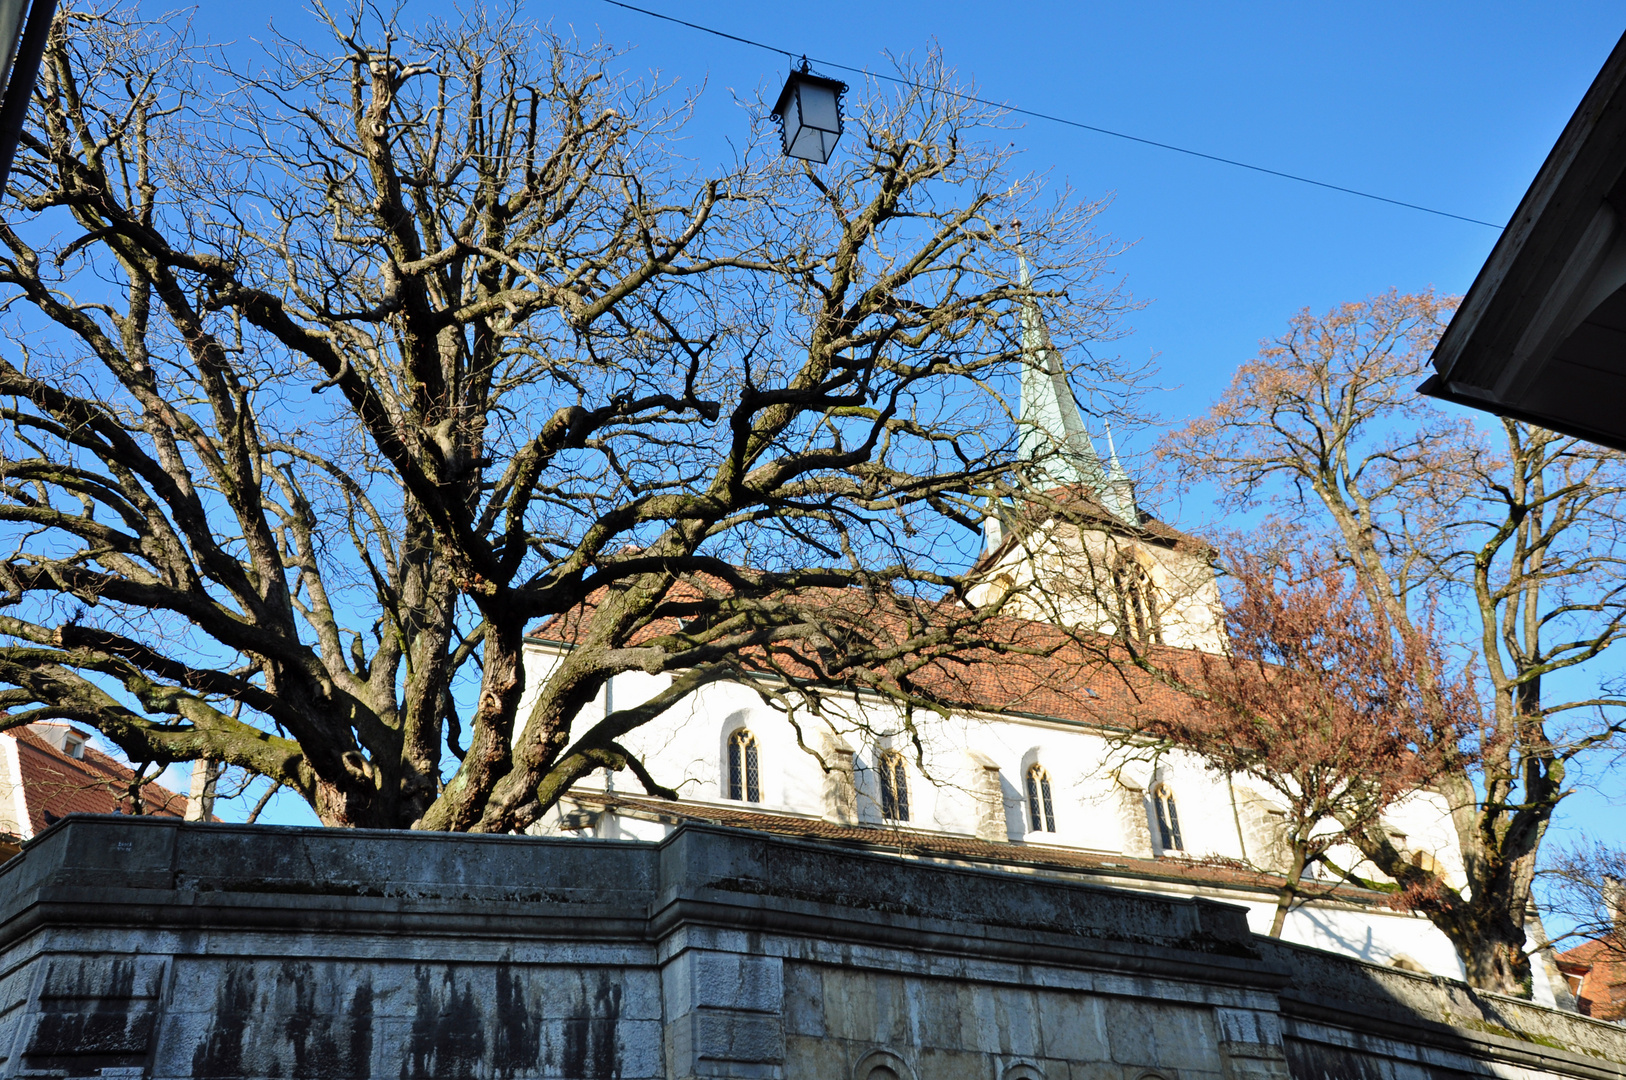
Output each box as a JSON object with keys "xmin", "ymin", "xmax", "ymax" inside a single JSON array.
[{"xmin": 0, "ymin": 722, "xmax": 189, "ymax": 851}]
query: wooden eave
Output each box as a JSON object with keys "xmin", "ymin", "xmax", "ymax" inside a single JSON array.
[{"xmin": 1424, "ymin": 29, "xmax": 1626, "ymax": 449}]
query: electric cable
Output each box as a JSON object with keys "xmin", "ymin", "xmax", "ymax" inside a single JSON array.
[{"xmin": 598, "ymin": 0, "xmax": 1504, "ymax": 230}]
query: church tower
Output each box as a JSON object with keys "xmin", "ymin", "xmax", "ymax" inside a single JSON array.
[
  {"xmin": 1012, "ymin": 259, "xmax": 1139, "ymax": 525},
  {"xmin": 972, "ymin": 278, "xmax": 1226, "ymax": 653}
]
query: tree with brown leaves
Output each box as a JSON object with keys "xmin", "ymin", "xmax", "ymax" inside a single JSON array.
[
  {"xmin": 1132, "ymin": 552, "xmax": 1474, "ymax": 938},
  {"xmin": 0, "ymin": 8, "xmax": 1134, "ymax": 832},
  {"xmin": 1161, "ymin": 290, "xmax": 1626, "ymax": 994}
]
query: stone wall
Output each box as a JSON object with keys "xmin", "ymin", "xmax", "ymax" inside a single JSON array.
[{"xmin": 0, "ymin": 817, "xmax": 1620, "ymax": 1080}]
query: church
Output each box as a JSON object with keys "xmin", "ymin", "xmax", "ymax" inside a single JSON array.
[{"xmin": 519, "ymin": 291, "xmax": 1571, "ymax": 1008}]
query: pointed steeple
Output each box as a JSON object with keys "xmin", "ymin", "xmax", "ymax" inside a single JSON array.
[
  {"xmin": 1103, "ymin": 421, "xmax": 1140, "ymax": 526},
  {"xmin": 1014, "ymin": 254, "xmax": 1135, "ymax": 524}
]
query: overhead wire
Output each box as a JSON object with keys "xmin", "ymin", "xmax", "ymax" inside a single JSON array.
[{"xmin": 597, "ymin": 0, "xmax": 1505, "ymax": 231}]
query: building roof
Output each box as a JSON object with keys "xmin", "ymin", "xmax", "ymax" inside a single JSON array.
[
  {"xmin": 1, "ymin": 723, "xmax": 189, "ymax": 842},
  {"xmin": 1423, "ymin": 29, "xmax": 1626, "ymax": 449},
  {"xmin": 529, "ymin": 576, "xmax": 1205, "ymax": 735},
  {"xmin": 1558, "ymin": 937, "xmax": 1626, "ymax": 1021}
]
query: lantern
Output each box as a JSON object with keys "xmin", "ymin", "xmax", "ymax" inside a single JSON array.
[{"xmin": 771, "ymin": 59, "xmax": 847, "ymax": 164}]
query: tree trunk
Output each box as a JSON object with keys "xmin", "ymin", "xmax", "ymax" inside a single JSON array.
[
  {"xmin": 414, "ymin": 617, "xmax": 527, "ymax": 832},
  {"xmin": 1462, "ymin": 935, "xmax": 1531, "ymax": 995},
  {"xmin": 1269, "ymin": 842, "xmax": 1307, "ymax": 938}
]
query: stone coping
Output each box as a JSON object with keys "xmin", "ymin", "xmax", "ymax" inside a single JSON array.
[{"xmin": 2, "ymin": 814, "xmax": 1623, "ymax": 1078}]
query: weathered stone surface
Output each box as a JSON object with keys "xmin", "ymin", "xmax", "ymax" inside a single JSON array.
[{"xmin": 0, "ymin": 817, "xmax": 1621, "ymax": 1080}]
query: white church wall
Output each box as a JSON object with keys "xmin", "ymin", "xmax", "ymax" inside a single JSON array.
[
  {"xmin": 1273, "ymin": 901, "xmax": 1467, "ymax": 980},
  {"xmin": 520, "ymin": 638, "xmax": 1496, "ymax": 993},
  {"xmin": 1375, "ymin": 790, "xmax": 1468, "ymax": 888},
  {"xmin": 511, "ymin": 643, "xmax": 673, "ymax": 744},
  {"xmin": 528, "ymin": 639, "xmax": 1469, "ymax": 881}
]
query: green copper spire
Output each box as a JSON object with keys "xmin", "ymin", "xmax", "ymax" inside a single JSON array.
[
  {"xmin": 1103, "ymin": 421, "xmax": 1140, "ymax": 526},
  {"xmin": 1014, "ymin": 256, "xmax": 1137, "ymax": 524}
]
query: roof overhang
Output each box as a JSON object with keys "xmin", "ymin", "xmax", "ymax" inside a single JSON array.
[{"xmin": 1422, "ymin": 29, "xmax": 1626, "ymax": 451}]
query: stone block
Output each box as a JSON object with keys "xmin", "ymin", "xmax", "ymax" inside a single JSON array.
[
  {"xmin": 1067, "ymin": 1061, "xmax": 1129, "ymax": 1080},
  {"xmin": 668, "ymin": 1009, "xmax": 786, "ymax": 1071},
  {"xmin": 1221, "ymin": 1056, "xmax": 1294, "ymax": 1080},
  {"xmin": 695, "ymin": 1012, "xmax": 786, "ymax": 1063},
  {"xmin": 863, "ymin": 974, "xmax": 911, "ymax": 1046},
  {"xmin": 1101, "ymin": 997, "xmax": 1158, "ymax": 1066},
  {"xmin": 967, "ymin": 983, "xmax": 1007, "ymax": 1055},
  {"xmin": 820, "ymin": 968, "xmax": 881, "ymax": 1042},
  {"xmin": 781, "ymin": 964, "xmax": 826, "ymax": 1038},
  {"xmin": 919, "ymin": 1044, "xmax": 999, "ymax": 1080},
  {"xmin": 907, "ymin": 979, "xmax": 976, "ymax": 1052},
  {"xmin": 542, "ymin": 1016, "xmax": 664, "ymax": 1080},
  {"xmin": 668, "ymin": 952, "xmax": 782, "ymax": 1015},
  {"xmin": 1148, "ymin": 1005, "xmax": 1223, "ymax": 1071},
  {"xmin": 1213, "ymin": 1008, "xmax": 1281, "ymax": 1049},
  {"xmin": 988, "ymin": 985, "xmax": 1042, "ymax": 1057},
  {"xmin": 785, "ymin": 1032, "xmax": 852, "ymax": 1080},
  {"xmin": 1035, "ymin": 991, "xmax": 1109, "ymax": 1062}
]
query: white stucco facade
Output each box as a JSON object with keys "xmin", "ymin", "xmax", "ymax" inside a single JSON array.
[{"xmin": 518, "ymin": 633, "xmax": 1561, "ymax": 997}]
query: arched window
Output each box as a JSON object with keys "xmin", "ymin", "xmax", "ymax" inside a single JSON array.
[
  {"xmin": 1026, "ymin": 764, "xmax": 1057, "ymax": 833},
  {"xmin": 1153, "ymin": 784, "xmax": 1183, "ymax": 852},
  {"xmin": 854, "ymin": 1050, "xmax": 913, "ymax": 1080},
  {"xmin": 727, "ymin": 729, "xmax": 760, "ymax": 803},
  {"xmin": 1113, "ymin": 557, "xmax": 1162, "ymax": 645},
  {"xmin": 877, "ymin": 752, "xmax": 910, "ymax": 821}
]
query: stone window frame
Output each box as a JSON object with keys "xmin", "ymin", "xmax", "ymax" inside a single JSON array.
[
  {"xmin": 1152, "ymin": 782, "xmax": 1184, "ymax": 853},
  {"xmin": 727, "ymin": 728, "xmax": 761, "ymax": 803},
  {"xmin": 1112, "ymin": 552, "xmax": 1163, "ymax": 646},
  {"xmin": 1002, "ymin": 1060, "xmax": 1047, "ymax": 1080},
  {"xmin": 1025, "ymin": 763, "xmax": 1057, "ymax": 833},
  {"xmin": 877, "ymin": 750, "xmax": 910, "ymax": 822},
  {"xmin": 853, "ymin": 1048, "xmax": 916, "ymax": 1080}
]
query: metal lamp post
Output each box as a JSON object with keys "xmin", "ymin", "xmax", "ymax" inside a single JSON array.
[
  {"xmin": 0, "ymin": 0, "xmax": 55, "ymax": 194},
  {"xmin": 770, "ymin": 58, "xmax": 847, "ymax": 164}
]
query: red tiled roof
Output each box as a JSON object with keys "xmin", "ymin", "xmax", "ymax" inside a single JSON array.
[
  {"xmin": 530, "ymin": 578, "xmax": 1200, "ymax": 733},
  {"xmin": 571, "ymin": 791, "xmax": 1399, "ymax": 910},
  {"xmin": 5, "ymin": 725, "xmax": 189, "ymax": 837},
  {"xmin": 1558, "ymin": 938, "xmax": 1626, "ymax": 1020}
]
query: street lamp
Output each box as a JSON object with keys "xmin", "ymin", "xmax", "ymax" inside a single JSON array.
[
  {"xmin": 770, "ymin": 58, "xmax": 847, "ymax": 164},
  {"xmin": 0, "ymin": 0, "xmax": 55, "ymax": 195}
]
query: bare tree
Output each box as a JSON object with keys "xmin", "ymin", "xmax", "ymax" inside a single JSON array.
[
  {"xmin": 1545, "ymin": 841, "xmax": 1626, "ymax": 957},
  {"xmin": 0, "ymin": 8, "xmax": 1134, "ymax": 831},
  {"xmin": 1161, "ymin": 290, "xmax": 1626, "ymax": 994}
]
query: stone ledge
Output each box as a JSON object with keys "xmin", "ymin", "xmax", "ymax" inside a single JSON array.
[{"xmin": 0, "ymin": 816, "xmax": 1621, "ymax": 1080}]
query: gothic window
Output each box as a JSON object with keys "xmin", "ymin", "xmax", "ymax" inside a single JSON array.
[
  {"xmin": 1113, "ymin": 557, "xmax": 1162, "ymax": 645},
  {"xmin": 1026, "ymin": 764, "xmax": 1057, "ymax": 833},
  {"xmin": 727, "ymin": 729, "xmax": 760, "ymax": 803},
  {"xmin": 1153, "ymin": 784, "xmax": 1183, "ymax": 852},
  {"xmin": 878, "ymin": 751, "xmax": 910, "ymax": 822}
]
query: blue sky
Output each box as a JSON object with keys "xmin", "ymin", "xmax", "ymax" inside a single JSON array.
[{"xmin": 169, "ymin": 2, "xmax": 1626, "ymax": 882}]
